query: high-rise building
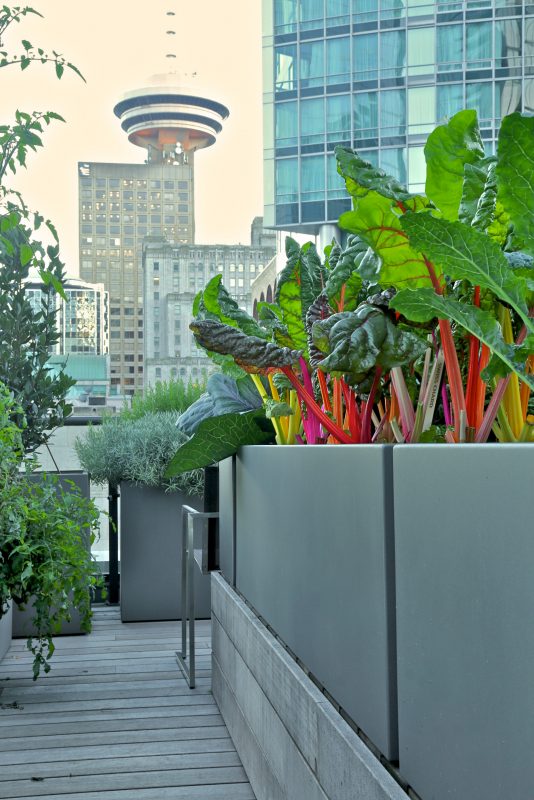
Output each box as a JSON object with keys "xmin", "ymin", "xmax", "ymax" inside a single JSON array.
[
  {"xmin": 142, "ymin": 218, "xmax": 276, "ymax": 385},
  {"xmin": 79, "ymin": 80, "xmax": 229, "ymax": 395},
  {"xmin": 263, "ymin": 1, "xmax": 533, "ymax": 245},
  {"xmin": 24, "ymin": 273, "xmax": 109, "ymax": 357}
]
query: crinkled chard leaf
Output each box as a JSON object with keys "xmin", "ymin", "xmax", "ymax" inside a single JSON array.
[
  {"xmin": 335, "ymin": 146, "xmax": 416, "ymax": 202},
  {"xmin": 264, "ymin": 399, "xmax": 294, "ymax": 418},
  {"xmin": 400, "ymin": 212, "xmax": 531, "ymax": 325},
  {"xmin": 274, "ymin": 238, "xmax": 326, "ymax": 353},
  {"xmin": 496, "ymin": 113, "xmax": 534, "ymax": 255},
  {"xmin": 311, "ymin": 304, "xmax": 427, "ymax": 388},
  {"xmin": 306, "ymin": 292, "xmax": 331, "ymax": 368},
  {"xmin": 391, "ymin": 288, "xmax": 534, "ymax": 391},
  {"xmin": 194, "ymin": 274, "xmax": 268, "ymax": 339},
  {"xmin": 165, "ymin": 411, "xmax": 275, "ymax": 477},
  {"xmin": 190, "ymin": 319, "xmax": 302, "ymax": 371},
  {"xmin": 324, "ymin": 235, "xmax": 368, "ymax": 312},
  {"xmin": 424, "ymin": 109, "xmax": 485, "ymax": 220}
]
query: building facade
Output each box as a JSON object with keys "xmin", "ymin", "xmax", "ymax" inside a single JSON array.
[
  {"xmin": 25, "ymin": 273, "xmax": 109, "ymax": 357},
  {"xmin": 78, "ymin": 159, "xmax": 194, "ymax": 396},
  {"xmin": 143, "ymin": 220, "xmax": 276, "ymax": 385},
  {"xmin": 263, "ymin": 0, "xmax": 534, "ymax": 240}
]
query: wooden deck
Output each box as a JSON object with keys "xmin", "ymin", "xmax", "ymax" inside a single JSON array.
[{"xmin": 0, "ymin": 607, "xmax": 255, "ymax": 799}]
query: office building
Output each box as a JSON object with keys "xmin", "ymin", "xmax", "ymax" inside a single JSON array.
[
  {"xmin": 79, "ymin": 79, "xmax": 229, "ymax": 395},
  {"xmin": 263, "ymin": 1, "xmax": 534, "ymax": 244},
  {"xmin": 143, "ymin": 218, "xmax": 276, "ymax": 385}
]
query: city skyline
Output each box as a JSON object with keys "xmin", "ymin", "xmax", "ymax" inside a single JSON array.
[{"xmin": 1, "ymin": 0, "xmax": 265, "ymax": 273}]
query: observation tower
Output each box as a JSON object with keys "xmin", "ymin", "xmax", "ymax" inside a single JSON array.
[
  {"xmin": 113, "ymin": 77, "xmax": 229, "ymax": 164},
  {"xmin": 113, "ymin": 13, "xmax": 229, "ymax": 165}
]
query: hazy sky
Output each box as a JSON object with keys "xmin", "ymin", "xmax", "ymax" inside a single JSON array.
[{"xmin": 1, "ymin": 0, "xmax": 265, "ymax": 274}]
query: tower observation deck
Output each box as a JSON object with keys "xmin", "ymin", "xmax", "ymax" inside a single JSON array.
[{"xmin": 113, "ymin": 80, "xmax": 230, "ymax": 164}]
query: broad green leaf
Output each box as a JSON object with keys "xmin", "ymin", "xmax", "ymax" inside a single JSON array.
[
  {"xmin": 391, "ymin": 288, "xmax": 534, "ymax": 390},
  {"xmin": 165, "ymin": 411, "xmax": 274, "ymax": 476},
  {"xmin": 312, "ymin": 305, "xmax": 427, "ymax": 388},
  {"xmin": 198, "ymin": 274, "xmax": 267, "ymax": 338},
  {"xmin": 190, "ymin": 319, "xmax": 302, "ymax": 370},
  {"xmin": 459, "ymin": 159, "xmax": 493, "ymax": 225},
  {"xmin": 496, "ymin": 113, "xmax": 534, "ymax": 254},
  {"xmin": 324, "ymin": 235, "xmax": 367, "ymax": 311},
  {"xmin": 335, "ymin": 146, "xmax": 415, "ymax": 202},
  {"xmin": 274, "ymin": 238, "xmax": 324, "ymax": 352},
  {"xmin": 401, "ymin": 212, "xmax": 532, "ymax": 327},
  {"xmin": 425, "ymin": 109, "xmax": 485, "ymax": 220},
  {"xmin": 339, "ymin": 192, "xmax": 437, "ymax": 289},
  {"xmin": 19, "ymin": 243, "xmax": 33, "ymax": 266}
]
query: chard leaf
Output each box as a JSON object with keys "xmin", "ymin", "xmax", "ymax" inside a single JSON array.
[
  {"xmin": 459, "ymin": 160, "xmax": 492, "ymax": 225},
  {"xmin": 339, "ymin": 192, "xmax": 437, "ymax": 289},
  {"xmin": 400, "ymin": 213, "xmax": 531, "ymax": 326},
  {"xmin": 312, "ymin": 304, "xmax": 427, "ymax": 388},
  {"xmin": 196, "ymin": 274, "xmax": 267, "ymax": 339},
  {"xmin": 275, "ymin": 238, "xmax": 325, "ymax": 353},
  {"xmin": 496, "ymin": 113, "xmax": 534, "ymax": 255},
  {"xmin": 424, "ymin": 109, "xmax": 485, "ymax": 220},
  {"xmin": 165, "ymin": 411, "xmax": 274, "ymax": 476},
  {"xmin": 264, "ymin": 399, "xmax": 294, "ymax": 418},
  {"xmin": 335, "ymin": 146, "xmax": 415, "ymax": 202},
  {"xmin": 176, "ymin": 374, "xmax": 262, "ymax": 435},
  {"xmin": 190, "ymin": 319, "xmax": 302, "ymax": 371},
  {"xmin": 391, "ymin": 288, "xmax": 534, "ymax": 390},
  {"xmin": 324, "ymin": 235, "xmax": 367, "ymax": 311}
]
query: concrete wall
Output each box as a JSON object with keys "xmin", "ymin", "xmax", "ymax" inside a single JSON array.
[{"xmin": 211, "ymin": 574, "xmax": 407, "ymax": 800}]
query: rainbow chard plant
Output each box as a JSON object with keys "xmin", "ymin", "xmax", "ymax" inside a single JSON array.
[
  {"xmin": 334, "ymin": 109, "xmax": 534, "ymax": 443},
  {"xmin": 165, "ymin": 237, "xmax": 429, "ymax": 476}
]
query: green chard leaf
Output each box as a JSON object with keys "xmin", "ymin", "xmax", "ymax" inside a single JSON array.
[
  {"xmin": 190, "ymin": 319, "xmax": 302, "ymax": 370},
  {"xmin": 274, "ymin": 238, "xmax": 325, "ymax": 353},
  {"xmin": 311, "ymin": 304, "xmax": 427, "ymax": 388},
  {"xmin": 496, "ymin": 113, "xmax": 534, "ymax": 255},
  {"xmin": 165, "ymin": 411, "xmax": 275, "ymax": 477},
  {"xmin": 335, "ymin": 146, "xmax": 415, "ymax": 202},
  {"xmin": 339, "ymin": 192, "xmax": 437, "ymax": 289},
  {"xmin": 425, "ymin": 109, "xmax": 485, "ymax": 220},
  {"xmin": 400, "ymin": 212, "xmax": 532, "ymax": 327},
  {"xmin": 196, "ymin": 274, "xmax": 267, "ymax": 339},
  {"xmin": 264, "ymin": 398, "xmax": 294, "ymax": 418},
  {"xmin": 324, "ymin": 235, "xmax": 367, "ymax": 311},
  {"xmin": 391, "ymin": 288, "xmax": 534, "ymax": 390}
]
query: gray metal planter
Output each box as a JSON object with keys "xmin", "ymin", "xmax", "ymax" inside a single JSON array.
[
  {"xmin": 394, "ymin": 444, "xmax": 534, "ymax": 800},
  {"xmin": 13, "ymin": 472, "xmax": 90, "ymax": 638},
  {"xmin": 230, "ymin": 444, "xmax": 398, "ymax": 760},
  {"xmin": 0, "ymin": 603, "xmax": 12, "ymax": 662},
  {"xmin": 119, "ymin": 482, "xmax": 211, "ymax": 622}
]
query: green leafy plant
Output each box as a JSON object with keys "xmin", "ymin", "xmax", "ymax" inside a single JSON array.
[
  {"xmin": 76, "ymin": 412, "xmax": 204, "ymax": 496},
  {"xmin": 121, "ymin": 377, "xmax": 206, "ymax": 421},
  {"xmin": 1, "ymin": 473, "xmax": 102, "ymax": 679}
]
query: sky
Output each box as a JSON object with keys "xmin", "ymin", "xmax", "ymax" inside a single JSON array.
[{"xmin": 1, "ymin": 0, "xmax": 265, "ymax": 275}]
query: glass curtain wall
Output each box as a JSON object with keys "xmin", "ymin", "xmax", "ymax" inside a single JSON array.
[{"xmin": 269, "ymin": 1, "xmax": 534, "ymax": 228}]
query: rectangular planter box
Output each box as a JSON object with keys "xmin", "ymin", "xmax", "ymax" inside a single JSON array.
[
  {"xmin": 394, "ymin": 444, "xmax": 534, "ymax": 800},
  {"xmin": 230, "ymin": 444, "xmax": 398, "ymax": 760},
  {"xmin": 0, "ymin": 603, "xmax": 12, "ymax": 662},
  {"xmin": 119, "ymin": 482, "xmax": 211, "ymax": 622},
  {"xmin": 13, "ymin": 472, "xmax": 91, "ymax": 638},
  {"xmin": 218, "ymin": 456, "xmax": 236, "ymax": 586}
]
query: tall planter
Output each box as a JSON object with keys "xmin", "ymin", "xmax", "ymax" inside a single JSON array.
[
  {"xmin": 12, "ymin": 471, "xmax": 91, "ymax": 638},
  {"xmin": 119, "ymin": 482, "xmax": 211, "ymax": 622},
  {"xmin": 394, "ymin": 444, "xmax": 534, "ymax": 800},
  {"xmin": 227, "ymin": 444, "xmax": 398, "ymax": 760},
  {"xmin": 0, "ymin": 602, "xmax": 12, "ymax": 662}
]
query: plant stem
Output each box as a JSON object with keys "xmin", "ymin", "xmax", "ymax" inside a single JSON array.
[
  {"xmin": 280, "ymin": 367, "xmax": 355, "ymax": 444},
  {"xmin": 361, "ymin": 368, "xmax": 382, "ymax": 444}
]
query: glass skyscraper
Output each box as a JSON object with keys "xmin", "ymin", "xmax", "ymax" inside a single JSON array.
[{"xmin": 263, "ymin": 0, "xmax": 534, "ymax": 240}]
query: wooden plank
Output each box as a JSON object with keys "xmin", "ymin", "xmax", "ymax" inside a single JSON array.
[
  {"xmin": 0, "ymin": 725, "xmax": 229, "ymax": 753},
  {"xmin": 0, "ymin": 607, "xmax": 255, "ymax": 800},
  {"xmin": 0, "ymin": 766, "xmax": 249, "ymax": 797},
  {"xmin": 0, "ymin": 751, "xmax": 243, "ymax": 780}
]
